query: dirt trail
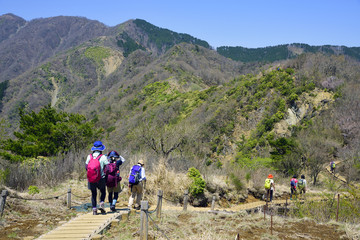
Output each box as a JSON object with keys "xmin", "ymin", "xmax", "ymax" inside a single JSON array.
[
  {"xmin": 326, "ymin": 160, "xmax": 347, "ymax": 183},
  {"xmin": 50, "ymin": 77, "xmax": 59, "ymax": 107}
]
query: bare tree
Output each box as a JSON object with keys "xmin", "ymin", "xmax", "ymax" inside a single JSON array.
[{"xmin": 297, "ymin": 112, "xmax": 342, "ymax": 185}]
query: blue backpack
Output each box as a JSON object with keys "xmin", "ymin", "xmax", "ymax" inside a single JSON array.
[{"xmin": 129, "ymin": 165, "xmax": 141, "ymax": 185}]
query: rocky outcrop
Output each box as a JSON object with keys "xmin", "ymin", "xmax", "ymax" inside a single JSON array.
[{"xmin": 274, "ymin": 89, "xmax": 334, "ymax": 136}]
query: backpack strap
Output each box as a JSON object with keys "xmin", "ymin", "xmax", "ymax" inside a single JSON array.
[{"xmin": 90, "ymin": 153, "xmax": 103, "ymax": 161}]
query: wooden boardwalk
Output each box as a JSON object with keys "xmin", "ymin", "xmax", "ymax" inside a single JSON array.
[{"xmin": 37, "ymin": 210, "xmax": 125, "ymax": 240}]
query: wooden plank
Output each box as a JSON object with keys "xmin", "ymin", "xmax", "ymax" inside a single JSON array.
[{"xmin": 37, "ymin": 210, "xmax": 124, "ymax": 240}]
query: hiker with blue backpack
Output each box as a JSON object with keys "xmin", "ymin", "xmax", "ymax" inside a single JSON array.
[
  {"xmin": 105, "ymin": 150, "xmax": 125, "ymax": 212},
  {"xmin": 127, "ymin": 159, "xmax": 146, "ymax": 210},
  {"xmin": 290, "ymin": 175, "xmax": 298, "ymax": 200},
  {"xmin": 86, "ymin": 141, "xmax": 109, "ymax": 215}
]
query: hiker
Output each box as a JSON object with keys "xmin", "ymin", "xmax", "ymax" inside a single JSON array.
[
  {"xmin": 264, "ymin": 174, "xmax": 275, "ymax": 202},
  {"xmin": 298, "ymin": 175, "xmax": 307, "ymax": 199},
  {"xmin": 86, "ymin": 141, "xmax": 109, "ymax": 215},
  {"xmin": 290, "ymin": 175, "xmax": 298, "ymax": 200},
  {"xmin": 105, "ymin": 150, "xmax": 125, "ymax": 212},
  {"xmin": 330, "ymin": 160, "xmax": 336, "ymax": 174},
  {"xmin": 127, "ymin": 159, "xmax": 146, "ymax": 210}
]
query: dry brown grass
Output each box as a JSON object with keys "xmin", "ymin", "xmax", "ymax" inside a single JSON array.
[
  {"xmin": 102, "ymin": 210, "xmax": 354, "ymax": 240},
  {"xmin": 145, "ymin": 158, "xmax": 191, "ymax": 204}
]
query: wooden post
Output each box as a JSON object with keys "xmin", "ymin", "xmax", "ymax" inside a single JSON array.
[
  {"xmin": 183, "ymin": 190, "xmax": 188, "ymax": 211},
  {"xmin": 0, "ymin": 190, "xmax": 8, "ymax": 217},
  {"xmin": 271, "ymin": 211, "xmax": 273, "ymax": 235},
  {"xmin": 67, "ymin": 188, "xmax": 71, "ymax": 209},
  {"xmin": 336, "ymin": 193, "xmax": 340, "ymax": 222},
  {"xmin": 263, "ymin": 205, "xmax": 266, "ymax": 220},
  {"xmin": 285, "ymin": 197, "xmax": 288, "ymax": 217},
  {"xmin": 140, "ymin": 201, "xmax": 148, "ymax": 240},
  {"xmin": 156, "ymin": 190, "xmax": 163, "ymax": 218},
  {"xmin": 211, "ymin": 195, "xmax": 216, "ymax": 211}
]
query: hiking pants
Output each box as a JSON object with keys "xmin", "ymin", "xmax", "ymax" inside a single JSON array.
[
  {"xmin": 108, "ymin": 192, "xmax": 119, "ymax": 204},
  {"xmin": 128, "ymin": 182, "xmax": 143, "ymax": 208},
  {"xmin": 290, "ymin": 187, "xmax": 296, "ymax": 199},
  {"xmin": 88, "ymin": 178, "xmax": 106, "ymax": 208},
  {"xmin": 266, "ymin": 189, "xmax": 273, "ymax": 202}
]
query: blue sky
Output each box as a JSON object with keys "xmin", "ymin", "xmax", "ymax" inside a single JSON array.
[{"xmin": 1, "ymin": 0, "xmax": 359, "ymax": 48}]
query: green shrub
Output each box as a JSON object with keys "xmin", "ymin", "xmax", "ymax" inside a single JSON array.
[
  {"xmin": 230, "ymin": 173, "xmax": 243, "ymax": 192},
  {"xmin": 0, "ymin": 168, "xmax": 9, "ymax": 185},
  {"xmin": 28, "ymin": 185, "xmax": 39, "ymax": 195},
  {"xmin": 187, "ymin": 167, "xmax": 206, "ymax": 197}
]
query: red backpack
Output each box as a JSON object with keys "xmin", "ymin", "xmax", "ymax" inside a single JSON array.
[
  {"xmin": 105, "ymin": 162, "xmax": 121, "ymax": 187},
  {"xmin": 87, "ymin": 154, "xmax": 102, "ymax": 183}
]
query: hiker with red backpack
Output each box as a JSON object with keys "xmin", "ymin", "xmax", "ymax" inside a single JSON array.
[
  {"xmin": 105, "ymin": 150, "xmax": 125, "ymax": 212},
  {"xmin": 86, "ymin": 141, "xmax": 109, "ymax": 215},
  {"xmin": 127, "ymin": 159, "xmax": 146, "ymax": 210},
  {"xmin": 290, "ymin": 175, "xmax": 298, "ymax": 200}
]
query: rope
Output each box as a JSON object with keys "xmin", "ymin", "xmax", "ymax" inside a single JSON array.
[
  {"xmin": 147, "ymin": 211, "xmax": 171, "ymax": 240},
  {"xmin": 8, "ymin": 192, "xmax": 67, "ymax": 201},
  {"xmin": 148, "ymin": 195, "xmax": 161, "ymax": 214},
  {"xmin": 162, "ymin": 196, "xmax": 178, "ymax": 204},
  {"xmin": 71, "ymin": 193, "xmax": 91, "ymax": 199}
]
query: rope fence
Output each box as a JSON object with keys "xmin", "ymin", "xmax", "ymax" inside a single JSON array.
[{"xmin": 0, "ymin": 187, "xmax": 348, "ymax": 239}]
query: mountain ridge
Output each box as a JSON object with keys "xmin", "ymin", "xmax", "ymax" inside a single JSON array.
[{"xmin": 0, "ymin": 14, "xmax": 359, "ymax": 181}]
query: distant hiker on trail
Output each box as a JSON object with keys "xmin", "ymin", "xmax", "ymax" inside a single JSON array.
[
  {"xmin": 330, "ymin": 161, "xmax": 336, "ymax": 174},
  {"xmin": 264, "ymin": 174, "xmax": 275, "ymax": 202},
  {"xmin": 290, "ymin": 175, "xmax": 298, "ymax": 200},
  {"xmin": 86, "ymin": 141, "xmax": 109, "ymax": 215},
  {"xmin": 105, "ymin": 150, "xmax": 125, "ymax": 212},
  {"xmin": 298, "ymin": 175, "xmax": 307, "ymax": 199},
  {"xmin": 127, "ymin": 159, "xmax": 146, "ymax": 210}
]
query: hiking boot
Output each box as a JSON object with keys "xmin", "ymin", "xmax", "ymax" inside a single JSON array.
[
  {"xmin": 93, "ymin": 208, "xmax": 97, "ymax": 215},
  {"xmin": 99, "ymin": 202, "xmax": 106, "ymax": 214},
  {"xmin": 110, "ymin": 205, "xmax": 116, "ymax": 212}
]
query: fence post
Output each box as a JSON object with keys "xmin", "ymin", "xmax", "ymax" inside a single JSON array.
[
  {"xmin": 67, "ymin": 188, "xmax": 71, "ymax": 209},
  {"xmin": 285, "ymin": 197, "xmax": 288, "ymax": 217},
  {"xmin": 263, "ymin": 205, "xmax": 266, "ymax": 220},
  {"xmin": 183, "ymin": 190, "xmax": 188, "ymax": 211},
  {"xmin": 270, "ymin": 210, "xmax": 273, "ymax": 235},
  {"xmin": 336, "ymin": 193, "xmax": 340, "ymax": 222},
  {"xmin": 211, "ymin": 195, "xmax": 216, "ymax": 211},
  {"xmin": 0, "ymin": 190, "xmax": 8, "ymax": 218},
  {"xmin": 140, "ymin": 201, "xmax": 148, "ymax": 240},
  {"xmin": 156, "ymin": 190, "xmax": 163, "ymax": 218}
]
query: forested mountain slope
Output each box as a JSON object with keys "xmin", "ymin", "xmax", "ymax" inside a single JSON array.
[{"xmin": 0, "ymin": 14, "xmax": 359, "ymax": 186}]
